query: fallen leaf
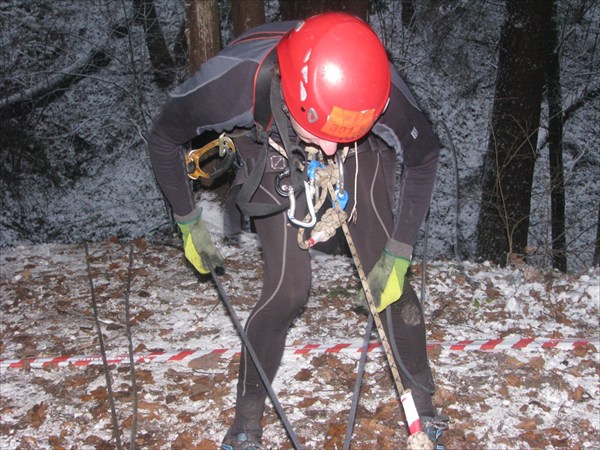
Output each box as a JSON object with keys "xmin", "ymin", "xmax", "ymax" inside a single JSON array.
[
  {"xmin": 188, "ymin": 352, "xmax": 223, "ymax": 370},
  {"xmin": 26, "ymin": 402, "xmax": 48, "ymax": 429},
  {"xmin": 517, "ymin": 418, "xmax": 538, "ymax": 430}
]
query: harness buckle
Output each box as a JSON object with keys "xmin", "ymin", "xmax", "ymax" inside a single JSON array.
[{"xmin": 275, "ymin": 168, "xmax": 292, "ymax": 197}]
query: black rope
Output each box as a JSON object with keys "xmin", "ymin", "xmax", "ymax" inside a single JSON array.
[
  {"xmin": 343, "ymin": 314, "xmax": 374, "ymax": 450},
  {"xmin": 84, "ymin": 243, "xmax": 123, "ymax": 450},
  {"xmin": 435, "ymin": 120, "xmax": 461, "ymax": 260},
  {"xmin": 386, "ymin": 308, "xmax": 435, "ymax": 396},
  {"xmin": 204, "ymin": 260, "xmax": 303, "ymax": 450},
  {"xmin": 421, "ymin": 208, "xmax": 430, "ymax": 303}
]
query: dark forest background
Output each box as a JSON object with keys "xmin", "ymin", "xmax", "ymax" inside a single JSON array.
[{"xmin": 1, "ymin": 0, "xmax": 598, "ymax": 272}]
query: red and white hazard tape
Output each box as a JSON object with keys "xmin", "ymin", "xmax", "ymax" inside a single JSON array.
[{"xmin": 1, "ymin": 337, "xmax": 597, "ymax": 370}]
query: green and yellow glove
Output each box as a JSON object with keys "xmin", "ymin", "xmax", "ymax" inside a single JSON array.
[
  {"xmin": 357, "ymin": 240, "xmax": 411, "ymax": 312},
  {"xmin": 176, "ymin": 208, "xmax": 224, "ymax": 275}
]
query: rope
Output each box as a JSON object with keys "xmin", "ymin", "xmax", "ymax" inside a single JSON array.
[
  {"xmin": 204, "ymin": 260, "xmax": 303, "ymax": 450},
  {"xmin": 84, "ymin": 243, "xmax": 123, "ymax": 450},
  {"xmin": 292, "ymin": 161, "xmax": 417, "ymax": 404},
  {"xmin": 297, "ymin": 207, "xmax": 347, "ymax": 250},
  {"xmin": 343, "ymin": 314, "xmax": 373, "ymax": 450},
  {"xmin": 387, "ymin": 308, "xmax": 435, "ymax": 395},
  {"xmin": 289, "ymin": 151, "xmax": 435, "ymax": 445},
  {"xmin": 329, "ymin": 187, "xmax": 405, "ymax": 391},
  {"xmin": 324, "ymin": 184, "xmax": 432, "ymax": 447},
  {"xmin": 407, "ymin": 430, "xmax": 436, "ymax": 449},
  {"xmin": 296, "ymin": 162, "xmax": 346, "ymax": 249},
  {"xmin": 286, "ymin": 148, "xmax": 434, "ymax": 445},
  {"xmin": 434, "ymin": 120, "xmax": 460, "ymax": 260}
]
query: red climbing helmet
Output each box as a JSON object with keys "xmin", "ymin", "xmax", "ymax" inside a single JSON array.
[{"xmin": 277, "ymin": 12, "xmax": 391, "ymax": 143}]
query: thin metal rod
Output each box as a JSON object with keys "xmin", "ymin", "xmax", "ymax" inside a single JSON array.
[
  {"xmin": 205, "ymin": 260, "xmax": 303, "ymax": 450},
  {"xmin": 343, "ymin": 314, "xmax": 373, "ymax": 450},
  {"xmin": 123, "ymin": 243, "xmax": 138, "ymax": 449},
  {"xmin": 84, "ymin": 243, "xmax": 123, "ymax": 450}
]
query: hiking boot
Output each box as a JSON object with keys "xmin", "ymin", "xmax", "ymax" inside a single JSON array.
[
  {"xmin": 422, "ymin": 414, "xmax": 449, "ymax": 450},
  {"xmin": 221, "ymin": 432, "xmax": 265, "ymax": 450}
]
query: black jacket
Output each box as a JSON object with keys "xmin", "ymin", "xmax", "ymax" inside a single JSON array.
[{"xmin": 148, "ymin": 21, "xmax": 439, "ymax": 257}]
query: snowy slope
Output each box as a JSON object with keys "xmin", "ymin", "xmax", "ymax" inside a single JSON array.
[{"xmin": 1, "ymin": 198, "xmax": 598, "ymax": 449}]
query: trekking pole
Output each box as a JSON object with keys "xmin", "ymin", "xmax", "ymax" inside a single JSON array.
[
  {"xmin": 84, "ymin": 243, "xmax": 124, "ymax": 450},
  {"xmin": 327, "ymin": 185, "xmax": 432, "ymax": 450},
  {"xmin": 343, "ymin": 314, "xmax": 373, "ymax": 450},
  {"xmin": 204, "ymin": 260, "xmax": 303, "ymax": 450}
]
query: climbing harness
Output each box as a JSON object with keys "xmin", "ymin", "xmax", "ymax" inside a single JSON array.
[
  {"xmin": 235, "ymin": 78, "xmax": 308, "ymax": 218},
  {"xmin": 204, "ymin": 259, "xmax": 303, "ymax": 450},
  {"xmin": 185, "ymin": 133, "xmax": 236, "ymax": 181}
]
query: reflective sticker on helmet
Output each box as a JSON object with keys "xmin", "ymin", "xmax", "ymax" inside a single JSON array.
[
  {"xmin": 321, "ymin": 106, "xmax": 376, "ymax": 140},
  {"xmin": 303, "ymin": 49, "xmax": 312, "ymax": 63},
  {"xmin": 301, "ymin": 65, "xmax": 308, "ymax": 83}
]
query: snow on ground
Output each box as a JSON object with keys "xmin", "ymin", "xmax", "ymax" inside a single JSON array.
[
  {"xmin": 1, "ymin": 3, "xmax": 599, "ymax": 448},
  {"xmin": 1, "ymin": 197, "xmax": 598, "ymax": 449}
]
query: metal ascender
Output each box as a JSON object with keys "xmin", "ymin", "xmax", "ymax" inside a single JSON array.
[{"xmin": 185, "ymin": 133, "xmax": 236, "ymax": 180}]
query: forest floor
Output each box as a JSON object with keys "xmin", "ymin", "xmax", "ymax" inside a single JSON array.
[{"xmin": 1, "ymin": 237, "xmax": 599, "ymax": 449}]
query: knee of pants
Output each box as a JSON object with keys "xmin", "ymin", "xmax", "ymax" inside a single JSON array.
[
  {"xmin": 266, "ymin": 282, "xmax": 310, "ymax": 326},
  {"xmin": 260, "ymin": 261, "xmax": 311, "ymax": 318},
  {"xmin": 392, "ymin": 285, "xmax": 424, "ymax": 328}
]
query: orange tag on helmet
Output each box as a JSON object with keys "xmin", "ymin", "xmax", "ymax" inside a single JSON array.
[{"xmin": 321, "ymin": 106, "xmax": 376, "ymax": 141}]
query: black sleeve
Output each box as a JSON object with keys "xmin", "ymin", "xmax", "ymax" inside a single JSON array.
[
  {"xmin": 147, "ymin": 61, "xmax": 257, "ymax": 218},
  {"xmin": 377, "ymin": 80, "xmax": 440, "ymax": 256}
]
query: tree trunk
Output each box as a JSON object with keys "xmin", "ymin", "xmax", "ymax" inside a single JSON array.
[
  {"xmin": 185, "ymin": 0, "xmax": 221, "ymax": 75},
  {"xmin": 232, "ymin": 0, "xmax": 265, "ymax": 37},
  {"xmin": 594, "ymin": 200, "xmax": 600, "ymax": 267},
  {"xmin": 0, "ymin": 49, "xmax": 110, "ymax": 119},
  {"xmin": 133, "ymin": 0, "xmax": 175, "ymax": 87},
  {"xmin": 401, "ymin": 0, "xmax": 416, "ymax": 30},
  {"xmin": 280, "ymin": 0, "xmax": 369, "ymax": 21},
  {"xmin": 546, "ymin": 0, "xmax": 567, "ymax": 273},
  {"xmin": 476, "ymin": 0, "xmax": 551, "ymax": 266}
]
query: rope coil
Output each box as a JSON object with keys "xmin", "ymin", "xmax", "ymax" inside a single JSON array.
[{"xmin": 296, "ymin": 161, "xmax": 347, "ymax": 249}]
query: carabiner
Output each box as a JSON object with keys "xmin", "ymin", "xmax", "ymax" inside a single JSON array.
[
  {"xmin": 333, "ymin": 152, "xmax": 349, "ymax": 210},
  {"xmin": 335, "ymin": 152, "xmax": 345, "ymax": 194},
  {"xmin": 287, "ymin": 181, "xmax": 317, "ymax": 228}
]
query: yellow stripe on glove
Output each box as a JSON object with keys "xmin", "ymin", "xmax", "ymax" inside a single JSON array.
[
  {"xmin": 177, "ymin": 213, "xmax": 224, "ymax": 275},
  {"xmin": 357, "ymin": 250, "xmax": 411, "ymax": 313},
  {"xmin": 379, "ymin": 256, "xmax": 410, "ymax": 312}
]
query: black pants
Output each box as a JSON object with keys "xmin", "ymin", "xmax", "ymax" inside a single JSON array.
[{"xmin": 229, "ymin": 144, "xmax": 435, "ymax": 437}]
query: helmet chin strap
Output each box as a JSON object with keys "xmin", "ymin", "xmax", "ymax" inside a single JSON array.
[{"xmin": 270, "ymin": 77, "xmax": 304, "ymax": 175}]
